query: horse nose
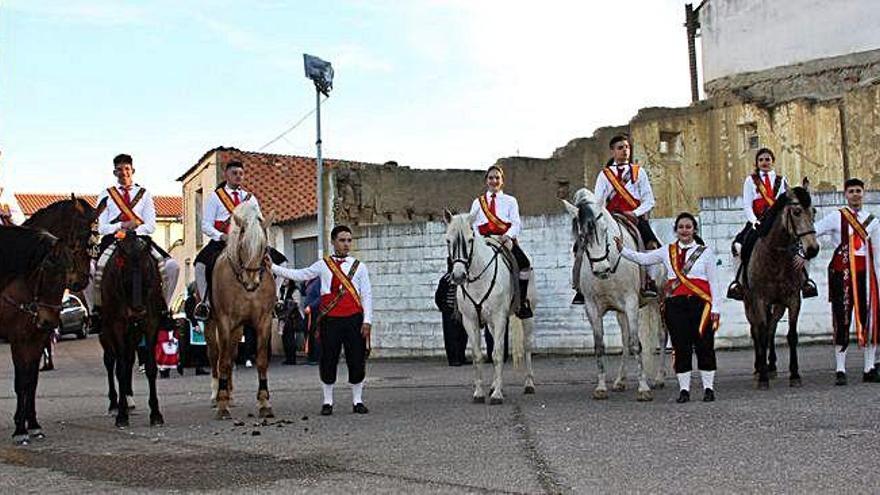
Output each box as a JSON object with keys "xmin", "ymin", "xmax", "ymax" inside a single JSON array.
[
  {"xmin": 38, "ymin": 320, "xmax": 57, "ymax": 332},
  {"xmin": 805, "ymin": 245, "xmax": 819, "ymax": 259}
]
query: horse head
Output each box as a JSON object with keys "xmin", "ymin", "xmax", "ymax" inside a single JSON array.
[
  {"xmin": 228, "ymin": 202, "xmax": 269, "ymax": 292},
  {"xmin": 443, "ymin": 208, "xmax": 476, "ymax": 285},
  {"xmin": 23, "ymin": 196, "xmax": 99, "ymax": 292},
  {"xmin": 110, "ymin": 231, "xmax": 160, "ymax": 316},
  {"xmin": 562, "ymin": 188, "xmax": 614, "ymax": 279},
  {"xmin": 781, "ymin": 182, "xmax": 819, "ymax": 260},
  {"xmin": 26, "ymin": 233, "xmax": 69, "ymax": 332}
]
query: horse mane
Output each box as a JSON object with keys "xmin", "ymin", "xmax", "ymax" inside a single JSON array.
[
  {"xmin": 572, "ymin": 188, "xmax": 599, "ymax": 243},
  {"xmin": 790, "ymin": 186, "xmax": 812, "ymax": 208},
  {"xmin": 229, "ymin": 201, "xmax": 266, "ymax": 266},
  {"xmin": 755, "ymin": 194, "xmax": 789, "ymax": 238},
  {"xmin": 23, "ymin": 197, "xmax": 95, "ymax": 228},
  {"xmin": 0, "ymin": 226, "xmax": 58, "ymax": 277}
]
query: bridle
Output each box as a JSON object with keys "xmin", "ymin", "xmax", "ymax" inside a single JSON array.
[
  {"xmin": 577, "ymin": 205, "xmax": 622, "ymax": 277},
  {"xmin": 447, "ymin": 227, "xmax": 503, "ymax": 328},
  {"xmin": 1, "ymin": 251, "xmax": 65, "ymax": 327},
  {"xmin": 229, "ymin": 236, "xmax": 269, "ymax": 292}
]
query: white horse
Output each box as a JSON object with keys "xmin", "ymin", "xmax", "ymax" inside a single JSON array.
[
  {"xmin": 562, "ymin": 188, "xmax": 663, "ymax": 401},
  {"xmin": 443, "ymin": 210, "xmax": 536, "ymax": 404}
]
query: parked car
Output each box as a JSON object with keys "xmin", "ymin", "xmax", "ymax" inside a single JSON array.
[{"xmin": 59, "ymin": 293, "xmax": 89, "ymax": 339}]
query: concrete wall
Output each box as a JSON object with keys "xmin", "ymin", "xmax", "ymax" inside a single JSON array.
[
  {"xmin": 699, "ymin": 0, "xmax": 880, "ymax": 84},
  {"xmin": 354, "ymin": 190, "xmax": 879, "ymax": 357}
]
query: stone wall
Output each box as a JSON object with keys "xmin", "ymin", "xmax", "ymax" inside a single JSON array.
[{"xmin": 355, "ymin": 190, "xmax": 879, "ymax": 357}]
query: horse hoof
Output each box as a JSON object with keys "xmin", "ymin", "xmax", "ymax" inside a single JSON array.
[
  {"xmin": 790, "ymin": 377, "xmax": 802, "ymax": 388},
  {"xmin": 636, "ymin": 390, "xmax": 654, "ymax": 402},
  {"xmin": 115, "ymin": 418, "xmax": 129, "ymax": 429},
  {"xmin": 259, "ymin": 407, "xmax": 275, "ymax": 419},
  {"xmin": 524, "ymin": 385, "xmax": 535, "ymax": 395},
  {"xmin": 150, "ymin": 414, "xmax": 165, "ymax": 427},
  {"xmin": 489, "ymin": 397, "xmax": 504, "ymax": 405},
  {"xmin": 13, "ymin": 435, "xmax": 29, "ymax": 446},
  {"xmin": 612, "ymin": 383, "xmax": 626, "ymax": 392},
  {"xmin": 768, "ymin": 370, "xmax": 778, "ymax": 379},
  {"xmin": 756, "ymin": 380, "xmax": 769, "ymax": 390},
  {"xmin": 29, "ymin": 429, "xmax": 45, "ymax": 440},
  {"xmin": 592, "ymin": 389, "xmax": 609, "ymax": 400},
  {"xmin": 654, "ymin": 381, "xmax": 665, "ymax": 390},
  {"xmin": 210, "ymin": 398, "xmax": 217, "ymax": 408},
  {"xmin": 472, "ymin": 396, "xmax": 486, "ymax": 404}
]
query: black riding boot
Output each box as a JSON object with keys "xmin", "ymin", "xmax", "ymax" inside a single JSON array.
[
  {"xmin": 802, "ymin": 269, "xmax": 818, "ymax": 298},
  {"xmin": 516, "ymin": 278, "xmax": 533, "ymax": 319},
  {"xmin": 726, "ymin": 266, "xmax": 745, "ymax": 301},
  {"xmin": 90, "ymin": 307, "xmax": 103, "ymax": 334}
]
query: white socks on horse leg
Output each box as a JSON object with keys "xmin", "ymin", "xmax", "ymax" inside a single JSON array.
[
  {"xmin": 194, "ymin": 263, "xmax": 207, "ymax": 301},
  {"xmin": 352, "ymin": 381, "xmax": 364, "ymax": 405},
  {"xmin": 864, "ymin": 345, "xmax": 876, "ymax": 373},
  {"xmin": 835, "ymin": 346, "xmax": 847, "ymax": 372},
  {"xmin": 676, "ymin": 371, "xmax": 691, "ymax": 392},
  {"xmin": 322, "ymin": 383, "xmax": 334, "ymax": 406},
  {"xmin": 700, "ymin": 370, "xmax": 715, "ymax": 390}
]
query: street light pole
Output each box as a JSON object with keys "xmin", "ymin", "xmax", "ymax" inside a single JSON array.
[{"xmin": 303, "ymin": 54, "xmax": 334, "ymax": 257}]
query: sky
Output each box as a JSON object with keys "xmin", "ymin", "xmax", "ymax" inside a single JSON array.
[{"xmin": 1, "ymin": 0, "xmax": 696, "ymax": 195}]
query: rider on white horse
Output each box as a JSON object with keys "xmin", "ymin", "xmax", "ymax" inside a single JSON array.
[{"xmin": 468, "ymin": 165, "xmax": 532, "ymax": 319}]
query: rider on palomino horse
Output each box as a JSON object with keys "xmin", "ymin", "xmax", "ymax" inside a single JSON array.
[
  {"xmin": 727, "ymin": 147, "xmax": 818, "ymax": 300},
  {"xmin": 193, "ymin": 160, "xmax": 288, "ymax": 321},
  {"xmin": 573, "ymin": 134, "xmax": 660, "ymax": 304},
  {"xmin": 0, "ymin": 183, "xmax": 25, "ymax": 226},
  {"xmin": 468, "ymin": 165, "xmax": 533, "ymax": 319},
  {"xmin": 814, "ymin": 178, "xmax": 880, "ymax": 385},
  {"xmin": 87, "ymin": 153, "xmax": 180, "ymax": 332}
]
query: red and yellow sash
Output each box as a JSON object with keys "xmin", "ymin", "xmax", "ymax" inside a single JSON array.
[
  {"xmin": 752, "ymin": 173, "xmax": 777, "ymax": 209},
  {"xmin": 106, "ymin": 187, "xmax": 143, "ymax": 226},
  {"xmin": 477, "ymin": 194, "xmax": 511, "ymax": 234},
  {"xmin": 669, "ymin": 243, "xmax": 714, "ymax": 335},
  {"xmin": 602, "ymin": 165, "xmax": 640, "ymax": 211},
  {"xmin": 323, "ymin": 256, "xmax": 361, "ymax": 309},
  {"xmin": 216, "ymin": 187, "xmax": 238, "ymax": 214},
  {"xmin": 840, "ymin": 207, "xmax": 878, "ymax": 346}
]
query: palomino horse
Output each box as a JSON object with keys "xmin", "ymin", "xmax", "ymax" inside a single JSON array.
[
  {"xmin": 206, "ymin": 202, "xmax": 276, "ymax": 419},
  {"xmin": 443, "ymin": 210, "xmax": 536, "ymax": 405},
  {"xmin": 99, "ymin": 231, "xmax": 166, "ymax": 427},
  {"xmin": 562, "ymin": 188, "xmax": 659, "ymax": 401},
  {"xmin": 0, "ymin": 226, "xmax": 72, "ymax": 445},
  {"xmin": 743, "ymin": 183, "xmax": 819, "ymax": 389}
]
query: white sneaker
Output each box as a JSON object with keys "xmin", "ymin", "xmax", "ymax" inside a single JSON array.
[{"xmin": 245, "ymin": 360, "xmax": 253, "ymax": 368}]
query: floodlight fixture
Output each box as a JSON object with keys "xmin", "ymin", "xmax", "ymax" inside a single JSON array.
[{"xmin": 303, "ymin": 53, "xmax": 334, "ymax": 96}]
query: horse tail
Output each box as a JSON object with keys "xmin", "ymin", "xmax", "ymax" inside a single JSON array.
[{"xmin": 510, "ymin": 315, "xmax": 524, "ymax": 369}]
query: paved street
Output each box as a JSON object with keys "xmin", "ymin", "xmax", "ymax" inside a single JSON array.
[{"xmin": 0, "ymin": 336, "xmax": 878, "ymax": 494}]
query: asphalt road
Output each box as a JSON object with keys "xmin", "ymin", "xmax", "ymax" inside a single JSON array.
[{"xmin": 0, "ymin": 337, "xmax": 878, "ymax": 494}]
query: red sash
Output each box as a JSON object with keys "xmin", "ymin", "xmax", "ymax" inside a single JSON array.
[
  {"xmin": 668, "ymin": 244, "xmax": 714, "ymax": 335},
  {"xmin": 602, "ymin": 165, "xmax": 641, "ymax": 213},
  {"xmin": 836, "ymin": 208, "xmax": 878, "ymax": 346},
  {"xmin": 213, "ymin": 187, "xmax": 249, "ymax": 234},
  {"xmin": 319, "ymin": 256, "xmax": 362, "ymax": 319},
  {"xmin": 751, "ymin": 174, "xmax": 782, "ymax": 219},
  {"xmin": 477, "ymin": 194, "xmax": 511, "ymax": 236}
]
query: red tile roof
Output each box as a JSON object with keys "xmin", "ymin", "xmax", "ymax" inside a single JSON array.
[
  {"xmin": 181, "ymin": 147, "xmax": 377, "ymax": 224},
  {"xmin": 15, "ymin": 193, "xmax": 182, "ymax": 219}
]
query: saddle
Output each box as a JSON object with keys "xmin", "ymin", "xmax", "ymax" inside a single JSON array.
[
  {"xmin": 612, "ymin": 213, "xmax": 646, "ymax": 251},
  {"xmin": 484, "ymin": 237, "xmax": 524, "ymax": 315}
]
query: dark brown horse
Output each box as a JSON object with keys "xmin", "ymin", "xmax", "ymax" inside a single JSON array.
[
  {"xmin": 0, "ymin": 226, "xmax": 72, "ymax": 445},
  {"xmin": 99, "ymin": 231, "xmax": 166, "ymax": 427},
  {"xmin": 744, "ymin": 183, "xmax": 819, "ymax": 389}
]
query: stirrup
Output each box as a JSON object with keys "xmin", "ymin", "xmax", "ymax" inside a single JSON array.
[
  {"xmin": 273, "ymin": 300, "xmax": 290, "ymax": 319},
  {"xmin": 802, "ymin": 279, "xmax": 818, "ymax": 299},
  {"xmin": 571, "ymin": 290, "xmax": 585, "ymax": 305},
  {"xmin": 516, "ymin": 301, "xmax": 533, "ymax": 319},
  {"xmin": 726, "ymin": 281, "xmax": 744, "ymax": 301},
  {"xmin": 641, "ymin": 279, "xmax": 658, "ymax": 299},
  {"xmin": 193, "ymin": 302, "xmax": 211, "ymax": 321}
]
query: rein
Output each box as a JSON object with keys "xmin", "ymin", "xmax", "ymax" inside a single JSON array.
[
  {"xmin": 1, "ymin": 256, "xmax": 64, "ymax": 326},
  {"xmin": 228, "ymin": 238, "xmax": 269, "ymax": 292},
  {"xmin": 448, "ymin": 229, "xmax": 503, "ymax": 328},
  {"xmin": 578, "ymin": 209, "xmax": 623, "ymax": 276}
]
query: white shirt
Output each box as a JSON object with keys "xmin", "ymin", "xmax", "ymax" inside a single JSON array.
[
  {"xmin": 621, "ymin": 241, "xmax": 722, "ymax": 309},
  {"xmin": 97, "ymin": 184, "xmax": 156, "ymax": 236},
  {"xmin": 0, "ymin": 186, "xmax": 25, "ymax": 225},
  {"xmin": 594, "ymin": 163, "xmax": 656, "ymax": 217},
  {"xmin": 742, "ymin": 171, "xmax": 788, "ymax": 224},
  {"xmin": 271, "ymin": 255, "xmax": 373, "ymax": 324},
  {"xmin": 815, "ymin": 207, "xmax": 880, "ymax": 267},
  {"xmin": 201, "ymin": 185, "xmax": 261, "ymax": 242},
  {"xmin": 468, "ymin": 190, "xmax": 522, "ymax": 239}
]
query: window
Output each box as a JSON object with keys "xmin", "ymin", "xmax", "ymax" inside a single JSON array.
[
  {"xmin": 292, "ymin": 237, "xmax": 318, "ymax": 268},
  {"xmin": 194, "ymin": 189, "xmax": 204, "ymax": 248},
  {"xmin": 659, "ymin": 131, "xmax": 683, "ymax": 159},
  {"xmin": 740, "ymin": 123, "xmax": 759, "ymax": 152}
]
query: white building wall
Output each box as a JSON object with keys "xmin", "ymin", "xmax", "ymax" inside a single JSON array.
[{"xmin": 700, "ymin": 0, "xmax": 880, "ymax": 83}]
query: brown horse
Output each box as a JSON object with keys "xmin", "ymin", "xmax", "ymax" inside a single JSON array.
[
  {"xmin": 744, "ymin": 183, "xmax": 819, "ymax": 389},
  {"xmin": 99, "ymin": 231, "xmax": 166, "ymax": 427},
  {"xmin": 206, "ymin": 202, "xmax": 275, "ymax": 419},
  {"xmin": 0, "ymin": 226, "xmax": 72, "ymax": 445}
]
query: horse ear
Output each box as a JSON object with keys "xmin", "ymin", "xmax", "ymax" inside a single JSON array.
[
  {"xmin": 262, "ymin": 211, "xmax": 275, "ymax": 230},
  {"xmin": 443, "ymin": 208, "xmax": 453, "ymax": 224},
  {"xmin": 71, "ymin": 194, "xmax": 86, "ymax": 214},
  {"xmin": 561, "ymin": 199, "xmax": 578, "ymax": 218},
  {"xmin": 802, "ymin": 176, "xmax": 810, "ymax": 191}
]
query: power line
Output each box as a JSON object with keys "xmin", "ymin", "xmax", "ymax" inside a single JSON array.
[{"xmin": 258, "ymin": 96, "xmax": 329, "ymax": 151}]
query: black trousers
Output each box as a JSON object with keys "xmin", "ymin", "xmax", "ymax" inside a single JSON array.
[
  {"xmin": 635, "ymin": 216, "xmax": 660, "ymax": 248},
  {"xmin": 830, "ymin": 269, "xmax": 869, "ymax": 350},
  {"xmin": 511, "ymin": 242, "xmax": 530, "ymax": 270},
  {"xmin": 441, "ymin": 312, "xmax": 468, "ymax": 364},
  {"xmin": 319, "ymin": 313, "xmax": 366, "ymax": 385},
  {"xmin": 663, "ymin": 296, "xmax": 716, "ymax": 373}
]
